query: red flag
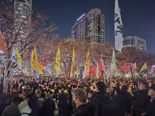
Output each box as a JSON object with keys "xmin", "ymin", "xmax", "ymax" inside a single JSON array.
[
  {"xmin": 42, "ymin": 70, "xmax": 45, "ymax": 74},
  {"xmin": 40, "ymin": 60, "xmax": 47, "ymax": 66},
  {"xmin": 120, "ymin": 63, "xmax": 130, "ymax": 73},
  {"xmin": 89, "ymin": 65, "xmax": 96, "ymax": 77},
  {"xmin": 98, "ymin": 58, "xmax": 104, "ymax": 78},
  {"xmin": 1, "ymin": 67, "xmax": 5, "ymax": 77}
]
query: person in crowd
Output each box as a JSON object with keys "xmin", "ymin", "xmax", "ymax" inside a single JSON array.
[
  {"xmin": 87, "ymin": 89, "xmax": 94, "ymax": 101},
  {"xmin": 3, "ymin": 77, "xmax": 9, "ymax": 94},
  {"xmin": 43, "ymin": 93, "xmax": 55, "ymax": 116},
  {"xmin": 1, "ymin": 77, "xmax": 155, "ymax": 116},
  {"xmin": 71, "ymin": 88, "xmax": 96, "ymax": 116},
  {"xmin": 143, "ymin": 84, "xmax": 155, "ymax": 116},
  {"xmin": 27, "ymin": 91, "xmax": 39, "ymax": 116},
  {"xmin": 37, "ymin": 89, "xmax": 45, "ymax": 116},
  {"xmin": 58, "ymin": 89, "xmax": 73, "ymax": 116},
  {"xmin": 91, "ymin": 81, "xmax": 110, "ymax": 116},
  {"xmin": 1, "ymin": 94, "xmax": 23, "ymax": 116},
  {"xmin": 113, "ymin": 85, "xmax": 132, "ymax": 116},
  {"xmin": 18, "ymin": 98, "xmax": 32, "ymax": 116},
  {"xmin": 133, "ymin": 81, "xmax": 150, "ymax": 116}
]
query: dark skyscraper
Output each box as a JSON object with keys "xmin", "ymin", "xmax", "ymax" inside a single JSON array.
[{"xmin": 72, "ymin": 8, "xmax": 105, "ymax": 43}]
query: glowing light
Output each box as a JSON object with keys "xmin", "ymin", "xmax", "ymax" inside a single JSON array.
[{"xmin": 76, "ymin": 14, "xmax": 85, "ymax": 21}]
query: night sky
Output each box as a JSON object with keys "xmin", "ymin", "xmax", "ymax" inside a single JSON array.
[{"xmin": 33, "ymin": 0, "xmax": 155, "ymax": 54}]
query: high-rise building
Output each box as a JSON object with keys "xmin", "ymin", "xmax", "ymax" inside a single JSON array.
[
  {"xmin": 71, "ymin": 14, "xmax": 86, "ymax": 41},
  {"xmin": 14, "ymin": 0, "xmax": 32, "ymax": 47},
  {"xmin": 72, "ymin": 8, "xmax": 105, "ymax": 43},
  {"xmin": 123, "ymin": 36, "xmax": 147, "ymax": 51}
]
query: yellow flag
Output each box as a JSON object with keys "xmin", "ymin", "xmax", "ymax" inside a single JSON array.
[
  {"xmin": 33, "ymin": 47, "xmax": 39, "ymax": 63},
  {"xmin": 31, "ymin": 50, "xmax": 35, "ymax": 71},
  {"xmin": 16, "ymin": 48, "xmax": 22, "ymax": 65},
  {"xmin": 86, "ymin": 49, "xmax": 90, "ymax": 75},
  {"xmin": 54, "ymin": 46, "xmax": 61, "ymax": 71},
  {"xmin": 70, "ymin": 47, "xmax": 76, "ymax": 77},
  {"xmin": 140, "ymin": 62, "xmax": 147, "ymax": 72},
  {"xmin": 31, "ymin": 47, "xmax": 44, "ymax": 74},
  {"xmin": 35, "ymin": 63, "xmax": 44, "ymax": 74}
]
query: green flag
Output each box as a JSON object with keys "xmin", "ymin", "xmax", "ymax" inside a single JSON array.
[
  {"xmin": 110, "ymin": 48, "xmax": 117, "ymax": 72},
  {"xmin": 140, "ymin": 62, "xmax": 147, "ymax": 72}
]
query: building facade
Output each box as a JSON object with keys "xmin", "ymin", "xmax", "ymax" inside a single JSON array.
[
  {"xmin": 123, "ymin": 36, "xmax": 147, "ymax": 51},
  {"xmin": 14, "ymin": 0, "xmax": 32, "ymax": 47},
  {"xmin": 71, "ymin": 14, "xmax": 86, "ymax": 41},
  {"xmin": 72, "ymin": 8, "xmax": 105, "ymax": 43}
]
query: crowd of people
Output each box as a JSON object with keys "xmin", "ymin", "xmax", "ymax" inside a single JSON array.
[{"xmin": 0, "ymin": 76, "xmax": 155, "ymax": 116}]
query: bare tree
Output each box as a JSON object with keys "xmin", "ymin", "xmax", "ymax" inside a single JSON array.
[
  {"xmin": 0, "ymin": 0, "xmax": 58, "ymax": 56},
  {"xmin": 0, "ymin": 0, "xmax": 58, "ymax": 77}
]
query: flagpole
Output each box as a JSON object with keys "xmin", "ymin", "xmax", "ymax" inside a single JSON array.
[{"xmin": 129, "ymin": 61, "xmax": 134, "ymax": 79}]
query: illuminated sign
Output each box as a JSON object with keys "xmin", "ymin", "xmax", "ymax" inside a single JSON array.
[{"xmin": 76, "ymin": 14, "xmax": 85, "ymax": 21}]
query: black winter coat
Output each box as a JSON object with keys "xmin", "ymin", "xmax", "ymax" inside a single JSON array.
[
  {"xmin": 71, "ymin": 102, "xmax": 96, "ymax": 116},
  {"xmin": 145, "ymin": 99, "xmax": 155, "ymax": 116},
  {"xmin": 91, "ymin": 92, "xmax": 110, "ymax": 116},
  {"xmin": 42, "ymin": 98, "xmax": 55, "ymax": 116},
  {"xmin": 133, "ymin": 90, "xmax": 150, "ymax": 115}
]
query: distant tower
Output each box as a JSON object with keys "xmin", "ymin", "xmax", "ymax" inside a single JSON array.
[
  {"xmin": 14, "ymin": 0, "xmax": 32, "ymax": 48},
  {"xmin": 114, "ymin": 0, "xmax": 124, "ymax": 52},
  {"xmin": 86, "ymin": 8, "xmax": 105, "ymax": 43},
  {"xmin": 72, "ymin": 8, "xmax": 105, "ymax": 43}
]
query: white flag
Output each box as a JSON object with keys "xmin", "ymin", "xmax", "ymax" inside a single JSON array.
[
  {"xmin": 82, "ymin": 64, "xmax": 87, "ymax": 79},
  {"xmin": 114, "ymin": 0, "xmax": 124, "ymax": 52},
  {"xmin": 11, "ymin": 47, "xmax": 17, "ymax": 62}
]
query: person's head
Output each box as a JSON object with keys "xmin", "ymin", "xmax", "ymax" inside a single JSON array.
[
  {"xmin": 87, "ymin": 90, "xmax": 94, "ymax": 99},
  {"xmin": 95, "ymin": 81, "xmax": 106, "ymax": 94},
  {"xmin": 106, "ymin": 85, "xmax": 112, "ymax": 94},
  {"xmin": 121, "ymin": 85, "xmax": 128, "ymax": 93},
  {"xmin": 148, "ymin": 84, "xmax": 155, "ymax": 99},
  {"xmin": 72, "ymin": 88, "xmax": 87, "ymax": 108},
  {"xmin": 35, "ymin": 89, "xmax": 41, "ymax": 98},
  {"xmin": 45, "ymin": 93, "xmax": 52, "ymax": 100},
  {"xmin": 138, "ymin": 81, "xmax": 148, "ymax": 90},
  {"xmin": 12, "ymin": 94, "xmax": 23, "ymax": 105}
]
